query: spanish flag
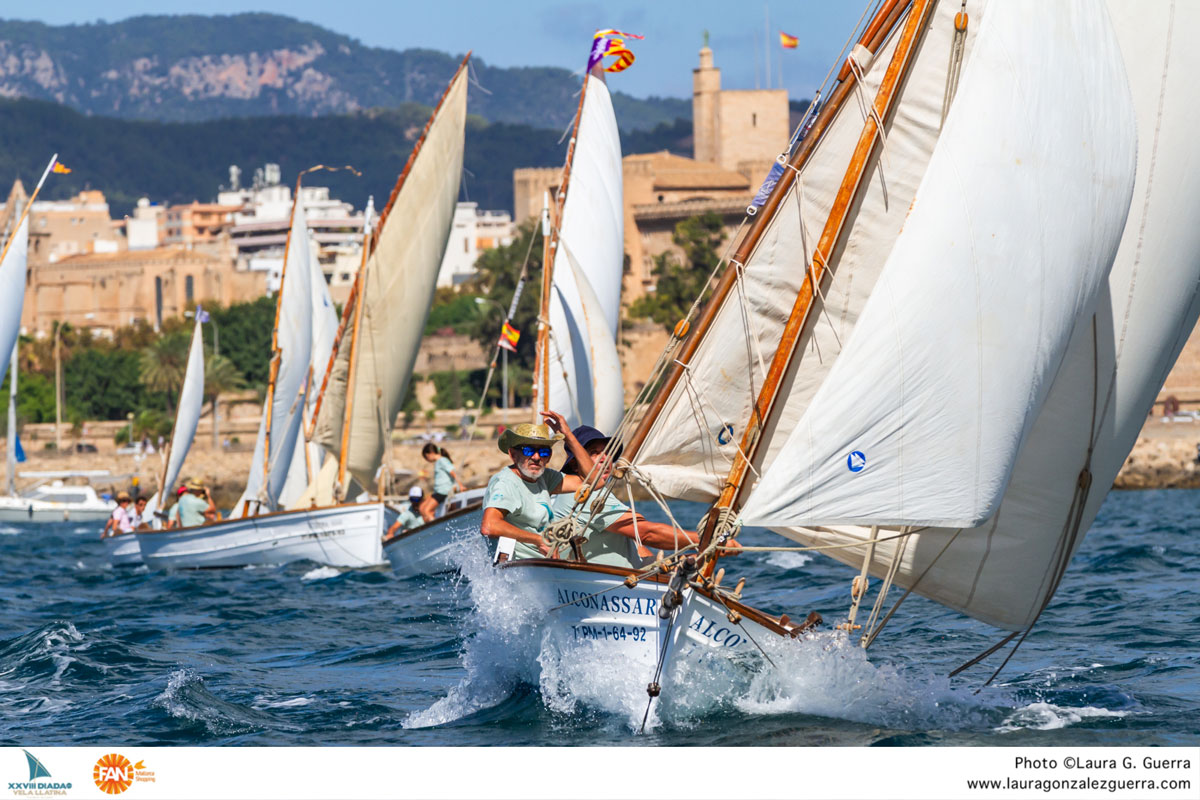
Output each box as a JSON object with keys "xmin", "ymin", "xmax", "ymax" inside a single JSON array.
[
  {"xmin": 780, "ymin": 31, "xmax": 799, "ymax": 49},
  {"xmin": 498, "ymin": 321, "xmax": 521, "ymax": 353},
  {"xmin": 52, "ymin": 161, "xmax": 72, "ymax": 174}
]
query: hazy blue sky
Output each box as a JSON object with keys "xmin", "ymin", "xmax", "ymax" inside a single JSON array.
[{"xmin": 6, "ymin": 1, "xmax": 869, "ymax": 101}]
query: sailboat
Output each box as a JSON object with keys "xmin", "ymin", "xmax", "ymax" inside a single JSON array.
[
  {"xmin": 382, "ymin": 40, "xmax": 627, "ymax": 576},
  {"xmin": 0, "ymin": 157, "xmax": 114, "ymax": 525},
  {"xmin": 136, "ymin": 57, "xmax": 471, "ymax": 570},
  {"xmin": 106, "ymin": 310, "xmax": 207, "ymax": 565},
  {"xmin": 493, "ymin": 0, "xmax": 1200, "ymax": 713}
]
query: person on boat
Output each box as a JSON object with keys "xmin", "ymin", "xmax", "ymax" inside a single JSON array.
[
  {"xmin": 101, "ymin": 491, "xmax": 134, "ymax": 538},
  {"xmin": 130, "ymin": 495, "xmax": 150, "ymax": 531},
  {"xmin": 480, "ymin": 410, "xmax": 595, "ymax": 560},
  {"xmin": 165, "ymin": 485, "xmax": 188, "ymax": 529},
  {"xmin": 551, "ymin": 426, "xmax": 740, "ymax": 567},
  {"xmin": 173, "ymin": 477, "xmax": 217, "ymax": 528},
  {"xmin": 418, "ymin": 443, "xmax": 465, "ymax": 522},
  {"xmin": 386, "ymin": 486, "xmax": 426, "ymax": 540}
]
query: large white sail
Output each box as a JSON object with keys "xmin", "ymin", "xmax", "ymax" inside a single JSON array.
[
  {"xmin": 735, "ymin": 0, "xmax": 1200, "ymax": 632},
  {"xmin": 629, "ymin": 0, "xmax": 987, "ymax": 502},
  {"xmin": 280, "ymin": 231, "xmax": 339, "ymax": 508},
  {"xmin": 542, "ymin": 73, "xmax": 625, "ymax": 433},
  {"xmin": 741, "ymin": 1, "xmax": 1137, "ymax": 529},
  {"xmin": 313, "ymin": 61, "xmax": 468, "ymax": 493},
  {"xmin": 153, "ymin": 317, "xmax": 206, "ymax": 513}
]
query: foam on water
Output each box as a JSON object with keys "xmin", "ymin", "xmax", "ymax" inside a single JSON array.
[
  {"xmin": 996, "ymin": 702, "xmax": 1130, "ymax": 732},
  {"xmin": 154, "ymin": 669, "xmax": 302, "ymax": 735},
  {"xmin": 301, "ymin": 566, "xmax": 341, "ymax": 582},
  {"xmin": 765, "ymin": 551, "xmax": 813, "ymax": 570}
]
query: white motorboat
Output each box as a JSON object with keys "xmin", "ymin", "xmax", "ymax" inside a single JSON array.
[
  {"xmin": 382, "ymin": 489, "xmax": 485, "ymax": 577},
  {"xmin": 0, "ymin": 478, "xmax": 116, "ymax": 524},
  {"xmin": 135, "ymin": 501, "xmax": 393, "ymax": 570}
]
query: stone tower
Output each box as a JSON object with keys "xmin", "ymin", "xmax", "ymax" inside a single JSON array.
[{"xmin": 692, "ymin": 40, "xmax": 721, "ymax": 166}]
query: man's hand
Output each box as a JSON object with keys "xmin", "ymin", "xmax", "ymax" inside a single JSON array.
[
  {"xmin": 540, "ymin": 409, "xmax": 568, "ymax": 435},
  {"xmin": 723, "ymin": 538, "xmax": 744, "ymax": 556}
]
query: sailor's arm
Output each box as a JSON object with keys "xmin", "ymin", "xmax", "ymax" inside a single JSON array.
[
  {"xmin": 541, "ymin": 410, "xmax": 597, "ymax": 481},
  {"xmin": 481, "ymin": 507, "xmax": 551, "ymax": 555},
  {"xmin": 605, "ymin": 514, "xmax": 742, "ymax": 554}
]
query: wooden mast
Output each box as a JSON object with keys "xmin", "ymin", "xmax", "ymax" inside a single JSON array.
[
  {"xmin": 330, "ymin": 53, "xmax": 471, "ymax": 496},
  {"xmin": 694, "ymin": 0, "xmax": 937, "ymax": 561},
  {"xmin": 622, "ymin": 0, "xmax": 920, "ymax": 465},
  {"xmin": 532, "ymin": 61, "xmax": 594, "ymax": 422}
]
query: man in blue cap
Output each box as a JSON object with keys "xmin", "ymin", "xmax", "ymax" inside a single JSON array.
[{"xmin": 551, "ymin": 425, "xmax": 738, "ymax": 567}]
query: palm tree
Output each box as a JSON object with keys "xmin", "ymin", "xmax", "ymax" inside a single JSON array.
[
  {"xmin": 139, "ymin": 332, "xmax": 190, "ymax": 417},
  {"xmin": 204, "ymin": 353, "xmax": 244, "ymax": 449}
]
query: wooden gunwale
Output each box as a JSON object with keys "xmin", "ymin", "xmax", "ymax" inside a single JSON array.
[
  {"xmin": 533, "ymin": 65, "xmax": 594, "ymax": 419},
  {"xmin": 621, "ymin": 1, "xmax": 916, "ymax": 465},
  {"xmin": 501, "ymin": 559, "xmax": 814, "ymax": 638},
  {"xmin": 137, "ymin": 499, "xmax": 387, "ymax": 537},
  {"xmin": 333, "ymin": 54, "xmax": 470, "ymax": 492},
  {"xmin": 696, "ymin": 0, "xmax": 936, "ymax": 562},
  {"xmin": 381, "ymin": 500, "xmax": 483, "ymax": 547}
]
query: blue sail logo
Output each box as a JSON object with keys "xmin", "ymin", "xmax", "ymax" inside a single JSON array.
[{"xmin": 846, "ymin": 451, "xmax": 867, "ymax": 473}]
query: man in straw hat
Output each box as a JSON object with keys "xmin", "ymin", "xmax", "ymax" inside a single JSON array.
[
  {"xmin": 101, "ymin": 491, "xmax": 135, "ymax": 538},
  {"xmin": 481, "ymin": 410, "xmax": 595, "ymax": 560},
  {"xmin": 174, "ymin": 477, "xmax": 217, "ymax": 528}
]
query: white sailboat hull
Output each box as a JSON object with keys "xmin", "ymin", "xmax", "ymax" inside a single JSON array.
[
  {"xmin": 0, "ymin": 497, "xmax": 115, "ymax": 523},
  {"xmin": 383, "ymin": 503, "xmax": 484, "ymax": 578},
  {"xmin": 103, "ymin": 532, "xmax": 142, "ymax": 566},
  {"xmin": 135, "ymin": 502, "xmax": 391, "ymax": 570},
  {"xmin": 503, "ymin": 561, "xmax": 808, "ymax": 670}
]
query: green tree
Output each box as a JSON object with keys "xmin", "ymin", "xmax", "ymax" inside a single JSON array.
[
  {"xmin": 63, "ymin": 347, "xmax": 146, "ymax": 420},
  {"xmin": 139, "ymin": 331, "xmax": 191, "ymax": 417},
  {"xmin": 204, "ymin": 352, "xmax": 245, "ymax": 449},
  {"xmin": 464, "ymin": 218, "xmax": 543, "ymax": 375},
  {"xmin": 628, "ymin": 213, "xmax": 726, "ymax": 331},
  {"xmin": 209, "ymin": 296, "xmax": 275, "ymax": 388}
]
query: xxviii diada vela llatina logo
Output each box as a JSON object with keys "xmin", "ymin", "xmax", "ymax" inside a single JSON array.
[
  {"xmin": 93, "ymin": 754, "xmax": 155, "ymax": 795},
  {"xmin": 8, "ymin": 750, "xmax": 71, "ymax": 797}
]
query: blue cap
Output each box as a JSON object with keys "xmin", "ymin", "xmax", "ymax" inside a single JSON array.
[{"xmin": 562, "ymin": 425, "xmax": 620, "ymax": 474}]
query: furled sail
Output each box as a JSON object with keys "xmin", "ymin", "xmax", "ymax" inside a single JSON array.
[
  {"xmin": 741, "ymin": 1, "xmax": 1137, "ymax": 529},
  {"xmin": 628, "ymin": 0, "xmax": 986, "ymax": 502},
  {"xmin": 313, "ymin": 59, "xmax": 468, "ymax": 493},
  {"xmin": 540, "ymin": 70, "xmax": 625, "ymax": 433},
  {"xmin": 153, "ymin": 317, "xmax": 206, "ymax": 512},
  {"xmin": 736, "ymin": 0, "xmax": 1198, "ymax": 633}
]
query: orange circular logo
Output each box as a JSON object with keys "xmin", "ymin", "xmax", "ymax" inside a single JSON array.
[{"xmin": 93, "ymin": 753, "xmax": 134, "ymax": 795}]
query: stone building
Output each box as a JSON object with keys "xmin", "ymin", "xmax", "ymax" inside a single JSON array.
[
  {"xmin": 437, "ymin": 202, "xmax": 516, "ymax": 287},
  {"xmin": 20, "ymin": 247, "xmax": 264, "ymax": 338}
]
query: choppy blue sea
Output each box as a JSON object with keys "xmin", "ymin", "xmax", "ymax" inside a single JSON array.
[{"xmin": 1, "ymin": 489, "xmax": 1197, "ymax": 746}]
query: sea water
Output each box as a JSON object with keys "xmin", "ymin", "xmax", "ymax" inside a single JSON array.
[{"xmin": 0, "ymin": 490, "xmax": 1196, "ymax": 746}]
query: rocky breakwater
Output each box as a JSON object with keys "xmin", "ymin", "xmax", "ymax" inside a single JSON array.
[{"xmin": 1114, "ymin": 431, "xmax": 1200, "ymax": 490}]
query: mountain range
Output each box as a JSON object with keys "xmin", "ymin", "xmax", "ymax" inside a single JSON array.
[{"xmin": 0, "ymin": 14, "xmax": 690, "ymax": 131}]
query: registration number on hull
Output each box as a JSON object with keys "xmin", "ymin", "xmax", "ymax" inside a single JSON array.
[{"xmin": 570, "ymin": 624, "xmax": 648, "ymax": 643}]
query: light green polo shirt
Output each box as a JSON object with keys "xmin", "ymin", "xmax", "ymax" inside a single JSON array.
[
  {"xmin": 550, "ymin": 491, "xmax": 640, "ymax": 567},
  {"xmin": 484, "ymin": 466, "xmax": 563, "ymax": 560}
]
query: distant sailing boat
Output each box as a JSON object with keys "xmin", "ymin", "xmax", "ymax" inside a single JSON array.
[
  {"xmin": 134, "ymin": 56, "xmax": 473, "ymax": 570},
  {"xmin": 383, "ymin": 39, "xmax": 628, "ymax": 576},
  {"xmin": 496, "ymin": 0, "xmax": 1200, "ymax": 717},
  {"xmin": 106, "ymin": 310, "xmax": 207, "ymax": 565}
]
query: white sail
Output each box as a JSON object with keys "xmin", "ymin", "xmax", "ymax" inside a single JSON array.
[
  {"xmin": 742, "ymin": 1, "xmax": 1137, "ymax": 529},
  {"xmin": 541, "ymin": 72, "xmax": 625, "ymax": 432},
  {"xmin": 630, "ymin": 0, "xmax": 987, "ymax": 502},
  {"xmin": 735, "ymin": 0, "xmax": 1199, "ymax": 632},
  {"xmin": 0, "ymin": 213, "xmax": 28, "ymax": 391},
  {"xmin": 151, "ymin": 317, "xmax": 206, "ymax": 515},
  {"xmin": 547, "ymin": 241, "xmax": 624, "ymax": 433},
  {"xmin": 280, "ymin": 232, "xmax": 339, "ymax": 508},
  {"xmin": 313, "ymin": 62, "xmax": 468, "ymax": 493},
  {"xmin": 260, "ymin": 203, "xmax": 314, "ymax": 507}
]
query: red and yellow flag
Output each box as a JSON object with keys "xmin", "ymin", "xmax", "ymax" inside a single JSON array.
[
  {"xmin": 51, "ymin": 161, "xmax": 72, "ymax": 174},
  {"xmin": 498, "ymin": 321, "xmax": 521, "ymax": 353},
  {"xmin": 780, "ymin": 31, "xmax": 799, "ymax": 49},
  {"xmin": 588, "ymin": 28, "xmax": 645, "ymax": 74}
]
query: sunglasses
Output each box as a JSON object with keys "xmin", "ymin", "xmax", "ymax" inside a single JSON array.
[{"xmin": 518, "ymin": 445, "xmax": 553, "ymax": 459}]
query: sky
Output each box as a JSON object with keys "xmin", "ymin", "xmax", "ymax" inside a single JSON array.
[{"xmin": 5, "ymin": 1, "xmax": 870, "ymax": 102}]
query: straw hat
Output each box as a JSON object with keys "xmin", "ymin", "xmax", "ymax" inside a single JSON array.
[
  {"xmin": 115, "ymin": 491, "xmax": 132, "ymax": 502},
  {"xmin": 497, "ymin": 423, "xmax": 563, "ymax": 454},
  {"xmin": 185, "ymin": 477, "xmax": 206, "ymax": 491}
]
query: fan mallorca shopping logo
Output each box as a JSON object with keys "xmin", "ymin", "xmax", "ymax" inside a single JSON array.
[
  {"xmin": 93, "ymin": 754, "xmax": 133, "ymax": 795},
  {"xmin": 8, "ymin": 749, "xmax": 72, "ymax": 797}
]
